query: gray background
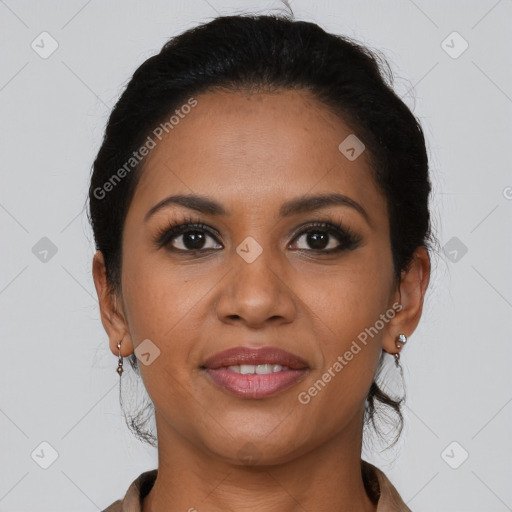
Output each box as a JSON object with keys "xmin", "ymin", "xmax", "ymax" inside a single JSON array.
[{"xmin": 1, "ymin": 0, "xmax": 511, "ymax": 511}]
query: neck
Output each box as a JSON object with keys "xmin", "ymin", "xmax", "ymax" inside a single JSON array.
[{"xmin": 142, "ymin": 411, "xmax": 377, "ymax": 512}]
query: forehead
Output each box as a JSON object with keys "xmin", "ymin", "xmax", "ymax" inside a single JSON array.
[{"xmin": 130, "ymin": 88, "xmax": 386, "ymax": 224}]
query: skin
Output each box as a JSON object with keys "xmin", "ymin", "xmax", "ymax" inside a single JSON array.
[{"xmin": 93, "ymin": 88, "xmax": 430, "ymax": 512}]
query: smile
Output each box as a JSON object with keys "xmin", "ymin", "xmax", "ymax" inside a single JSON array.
[{"xmin": 204, "ymin": 367, "xmax": 308, "ymax": 399}]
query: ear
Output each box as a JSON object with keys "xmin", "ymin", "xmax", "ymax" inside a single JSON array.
[
  {"xmin": 382, "ymin": 246, "xmax": 430, "ymax": 356},
  {"xmin": 92, "ymin": 250, "xmax": 134, "ymax": 357}
]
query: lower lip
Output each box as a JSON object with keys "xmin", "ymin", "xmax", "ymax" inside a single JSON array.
[{"xmin": 204, "ymin": 368, "xmax": 308, "ymax": 399}]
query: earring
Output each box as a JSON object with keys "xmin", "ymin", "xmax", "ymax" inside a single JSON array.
[
  {"xmin": 394, "ymin": 333, "xmax": 407, "ymax": 367},
  {"xmin": 116, "ymin": 340, "xmax": 124, "ymax": 376}
]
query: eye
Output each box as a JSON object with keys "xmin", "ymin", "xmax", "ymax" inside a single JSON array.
[
  {"xmin": 288, "ymin": 221, "xmax": 361, "ymax": 253},
  {"xmin": 153, "ymin": 215, "xmax": 222, "ymax": 253},
  {"xmin": 169, "ymin": 227, "xmax": 221, "ymax": 251},
  {"xmin": 153, "ymin": 216, "xmax": 361, "ymax": 255}
]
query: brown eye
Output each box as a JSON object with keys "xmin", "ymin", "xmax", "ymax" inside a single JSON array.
[
  {"xmin": 156, "ymin": 224, "xmax": 222, "ymax": 252},
  {"xmin": 169, "ymin": 228, "xmax": 221, "ymax": 251},
  {"xmin": 293, "ymin": 230, "xmax": 338, "ymax": 251},
  {"xmin": 289, "ymin": 222, "xmax": 361, "ymax": 253}
]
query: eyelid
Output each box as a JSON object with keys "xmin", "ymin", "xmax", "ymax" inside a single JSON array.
[
  {"xmin": 153, "ymin": 213, "xmax": 362, "ymax": 252},
  {"xmin": 289, "ymin": 217, "xmax": 357, "ymax": 238},
  {"xmin": 289, "ymin": 219, "xmax": 362, "ymax": 250},
  {"xmin": 153, "ymin": 213, "xmax": 219, "ymax": 248}
]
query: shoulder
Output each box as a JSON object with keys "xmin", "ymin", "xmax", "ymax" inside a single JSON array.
[
  {"xmin": 102, "ymin": 498, "xmax": 122, "ymax": 512},
  {"xmin": 361, "ymin": 460, "xmax": 412, "ymax": 512},
  {"xmin": 101, "ymin": 500, "xmax": 123, "ymax": 512},
  {"xmin": 101, "ymin": 469, "xmax": 158, "ymax": 512}
]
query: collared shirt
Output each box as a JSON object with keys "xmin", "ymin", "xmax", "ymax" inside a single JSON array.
[{"xmin": 102, "ymin": 460, "xmax": 411, "ymax": 512}]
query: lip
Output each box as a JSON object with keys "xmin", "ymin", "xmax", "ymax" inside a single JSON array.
[
  {"xmin": 201, "ymin": 346, "xmax": 309, "ymax": 369},
  {"xmin": 201, "ymin": 346, "xmax": 309, "ymax": 399}
]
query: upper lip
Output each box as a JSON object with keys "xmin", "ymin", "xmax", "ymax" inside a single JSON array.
[{"xmin": 201, "ymin": 346, "xmax": 309, "ymax": 370}]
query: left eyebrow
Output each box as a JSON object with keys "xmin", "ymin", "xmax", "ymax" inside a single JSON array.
[
  {"xmin": 144, "ymin": 192, "xmax": 369, "ymax": 224},
  {"xmin": 279, "ymin": 193, "xmax": 369, "ymax": 224},
  {"xmin": 144, "ymin": 194, "xmax": 227, "ymax": 222}
]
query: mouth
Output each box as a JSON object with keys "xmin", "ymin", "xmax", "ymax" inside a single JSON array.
[{"xmin": 200, "ymin": 346, "xmax": 309, "ymax": 399}]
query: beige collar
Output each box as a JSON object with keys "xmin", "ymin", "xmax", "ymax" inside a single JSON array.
[{"xmin": 103, "ymin": 460, "xmax": 411, "ymax": 512}]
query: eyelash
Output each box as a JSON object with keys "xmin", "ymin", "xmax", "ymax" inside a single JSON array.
[{"xmin": 153, "ymin": 214, "xmax": 362, "ymax": 255}]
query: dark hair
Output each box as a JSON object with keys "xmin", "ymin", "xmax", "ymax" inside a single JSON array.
[{"xmin": 87, "ymin": 13, "xmax": 433, "ymax": 448}]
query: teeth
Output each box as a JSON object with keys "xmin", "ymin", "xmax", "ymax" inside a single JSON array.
[{"xmin": 227, "ymin": 364, "xmax": 289, "ymax": 374}]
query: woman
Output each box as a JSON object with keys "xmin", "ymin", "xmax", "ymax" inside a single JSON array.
[{"xmin": 89, "ymin": 13, "xmax": 432, "ymax": 512}]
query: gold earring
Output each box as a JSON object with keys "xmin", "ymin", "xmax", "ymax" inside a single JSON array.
[
  {"xmin": 394, "ymin": 333, "xmax": 407, "ymax": 367},
  {"xmin": 116, "ymin": 340, "xmax": 124, "ymax": 376}
]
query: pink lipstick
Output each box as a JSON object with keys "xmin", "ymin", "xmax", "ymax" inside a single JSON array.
[{"xmin": 201, "ymin": 346, "xmax": 309, "ymax": 399}]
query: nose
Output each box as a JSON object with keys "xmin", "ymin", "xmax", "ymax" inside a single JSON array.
[{"xmin": 215, "ymin": 243, "xmax": 297, "ymax": 329}]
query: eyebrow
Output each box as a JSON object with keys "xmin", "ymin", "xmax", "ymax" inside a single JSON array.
[{"xmin": 144, "ymin": 193, "xmax": 369, "ymax": 223}]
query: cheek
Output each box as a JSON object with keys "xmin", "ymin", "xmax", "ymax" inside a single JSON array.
[
  {"xmin": 120, "ymin": 255, "xmax": 211, "ymax": 389},
  {"xmin": 121, "ymin": 253, "xmax": 201, "ymax": 341},
  {"xmin": 292, "ymin": 253, "xmax": 392, "ymax": 407},
  {"xmin": 293, "ymin": 251, "xmax": 392, "ymax": 342},
  {"xmin": 295, "ymin": 286, "xmax": 386, "ymax": 439}
]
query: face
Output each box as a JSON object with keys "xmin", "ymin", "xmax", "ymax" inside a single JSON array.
[{"xmin": 103, "ymin": 89, "xmax": 407, "ymax": 465}]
